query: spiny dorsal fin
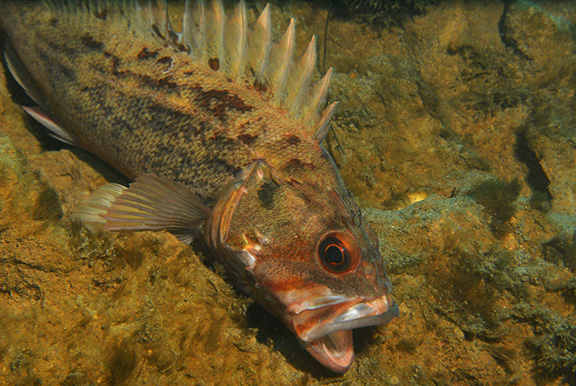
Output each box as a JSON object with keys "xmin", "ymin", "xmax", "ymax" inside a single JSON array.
[
  {"xmin": 284, "ymin": 35, "xmax": 317, "ymax": 115},
  {"xmin": 179, "ymin": 1, "xmax": 334, "ymax": 139},
  {"xmin": 135, "ymin": 0, "xmax": 171, "ymax": 40},
  {"xmin": 223, "ymin": 1, "xmax": 248, "ymax": 78},
  {"xmin": 203, "ymin": 0, "xmax": 225, "ymax": 67},
  {"xmin": 302, "ymin": 67, "xmax": 333, "ymax": 125},
  {"xmin": 265, "ymin": 18, "xmax": 295, "ymax": 100},
  {"xmin": 246, "ymin": 3, "xmax": 271, "ymax": 83},
  {"xmin": 313, "ymin": 101, "xmax": 338, "ymax": 143},
  {"xmin": 42, "ymin": 0, "xmax": 335, "ymax": 142},
  {"xmin": 181, "ymin": 0, "xmax": 206, "ymax": 61}
]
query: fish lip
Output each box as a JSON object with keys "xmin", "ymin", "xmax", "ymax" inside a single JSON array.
[
  {"xmin": 300, "ymin": 330, "xmax": 354, "ymax": 373},
  {"xmin": 290, "ymin": 293, "xmax": 399, "ymax": 372},
  {"xmin": 310, "ymin": 296, "xmax": 399, "ymax": 342},
  {"xmin": 293, "ymin": 293, "xmax": 400, "ymax": 343}
]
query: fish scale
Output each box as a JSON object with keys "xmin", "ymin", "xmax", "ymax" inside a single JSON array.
[{"xmin": 0, "ymin": 0, "xmax": 398, "ymax": 373}]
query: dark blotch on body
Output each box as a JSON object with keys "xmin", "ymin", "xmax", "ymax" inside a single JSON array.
[
  {"xmin": 284, "ymin": 135, "xmax": 301, "ymax": 145},
  {"xmin": 209, "ymin": 58, "xmax": 220, "ymax": 71},
  {"xmin": 196, "ymin": 88, "xmax": 254, "ymax": 120},
  {"xmin": 211, "ymin": 156, "xmax": 242, "ymax": 176},
  {"xmin": 152, "ymin": 24, "xmax": 164, "ymax": 39},
  {"xmin": 157, "ymin": 56, "xmax": 173, "ymax": 66},
  {"xmin": 253, "ymin": 80, "xmax": 267, "ymax": 93},
  {"xmin": 238, "ymin": 133, "xmax": 259, "ymax": 145},
  {"xmin": 110, "ymin": 55, "xmax": 121, "ymax": 75},
  {"xmin": 147, "ymin": 100, "xmax": 189, "ymax": 122},
  {"xmin": 45, "ymin": 40, "xmax": 78, "ymax": 58},
  {"xmin": 61, "ymin": 66, "xmax": 76, "ymax": 82},
  {"xmin": 80, "ymin": 34, "xmax": 103, "ymax": 49},
  {"xmin": 258, "ymin": 181, "xmax": 279, "ymax": 210},
  {"xmin": 113, "ymin": 68, "xmax": 178, "ymax": 89},
  {"xmin": 95, "ymin": 8, "xmax": 109, "ymax": 20},
  {"xmin": 137, "ymin": 47, "xmax": 159, "ymax": 60},
  {"xmin": 157, "ymin": 76, "xmax": 177, "ymax": 89},
  {"xmin": 49, "ymin": 58, "xmax": 77, "ymax": 82},
  {"xmin": 283, "ymin": 158, "xmax": 315, "ymax": 173},
  {"xmin": 176, "ymin": 42, "xmax": 189, "ymax": 53}
]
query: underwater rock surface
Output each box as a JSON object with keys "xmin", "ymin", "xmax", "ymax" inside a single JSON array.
[{"xmin": 1, "ymin": 1, "xmax": 575, "ymax": 385}]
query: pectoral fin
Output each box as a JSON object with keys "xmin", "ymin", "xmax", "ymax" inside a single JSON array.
[{"xmin": 74, "ymin": 174, "xmax": 211, "ymax": 244}]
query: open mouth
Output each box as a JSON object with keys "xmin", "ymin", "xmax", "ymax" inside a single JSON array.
[
  {"xmin": 292, "ymin": 295, "xmax": 400, "ymax": 373},
  {"xmin": 301, "ymin": 329, "xmax": 355, "ymax": 373}
]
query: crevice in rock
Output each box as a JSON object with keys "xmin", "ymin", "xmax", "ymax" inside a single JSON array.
[
  {"xmin": 498, "ymin": 0, "xmax": 531, "ymax": 60},
  {"xmin": 514, "ymin": 128, "xmax": 552, "ymax": 201}
]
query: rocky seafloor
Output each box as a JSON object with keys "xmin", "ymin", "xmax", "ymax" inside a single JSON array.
[{"xmin": 1, "ymin": 1, "xmax": 575, "ymax": 385}]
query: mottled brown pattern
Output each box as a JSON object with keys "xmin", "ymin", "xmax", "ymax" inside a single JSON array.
[
  {"xmin": 137, "ymin": 47, "xmax": 159, "ymax": 60},
  {"xmin": 283, "ymin": 158, "xmax": 316, "ymax": 173},
  {"xmin": 0, "ymin": 1, "xmax": 366, "ymax": 238},
  {"xmin": 157, "ymin": 56, "xmax": 173, "ymax": 65},
  {"xmin": 237, "ymin": 133, "xmax": 259, "ymax": 145},
  {"xmin": 0, "ymin": 3, "xmax": 292, "ymax": 201},
  {"xmin": 95, "ymin": 8, "xmax": 109, "ymax": 20},
  {"xmin": 195, "ymin": 87, "xmax": 254, "ymax": 121},
  {"xmin": 283, "ymin": 135, "xmax": 301, "ymax": 146},
  {"xmin": 80, "ymin": 34, "xmax": 104, "ymax": 49}
]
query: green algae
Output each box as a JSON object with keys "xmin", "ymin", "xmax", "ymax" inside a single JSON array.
[
  {"xmin": 31, "ymin": 181, "xmax": 63, "ymax": 222},
  {"xmin": 543, "ymin": 231, "xmax": 576, "ymax": 273},
  {"xmin": 107, "ymin": 339, "xmax": 138, "ymax": 386},
  {"xmin": 518, "ymin": 304, "xmax": 576, "ymax": 385},
  {"xmin": 333, "ymin": 0, "xmax": 439, "ymax": 26},
  {"xmin": 447, "ymin": 43, "xmax": 531, "ymax": 117},
  {"xmin": 468, "ymin": 178, "xmax": 521, "ymax": 238}
]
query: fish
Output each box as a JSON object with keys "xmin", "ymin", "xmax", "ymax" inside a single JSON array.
[{"xmin": 0, "ymin": 0, "xmax": 399, "ymax": 373}]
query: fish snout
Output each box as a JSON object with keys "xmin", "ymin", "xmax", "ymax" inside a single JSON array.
[{"xmin": 289, "ymin": 292, "xmax": 400, "ymax": 372}]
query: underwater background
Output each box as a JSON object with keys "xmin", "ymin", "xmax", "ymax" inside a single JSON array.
[{"xmin": 0, "ymin": 0, "xmax": 575, "ymax": 384}]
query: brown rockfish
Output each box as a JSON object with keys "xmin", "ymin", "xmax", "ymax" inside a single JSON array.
[{"xmin": 0, "ymin": 0, "xmax": 398, "ymax": 372}]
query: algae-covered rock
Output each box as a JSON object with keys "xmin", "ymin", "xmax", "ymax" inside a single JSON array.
[{"xmin": 501, "ymin": 1, "xmax": 576, "ymax": 86}]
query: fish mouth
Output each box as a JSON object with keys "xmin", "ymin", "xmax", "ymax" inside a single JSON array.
[
  {"xmin": 291, "ymin": 294, "xmax": 400, "ymax": 373},
  {"xmin": 301, "ymin": 329, "xmax": 354, "ymax": 373}
]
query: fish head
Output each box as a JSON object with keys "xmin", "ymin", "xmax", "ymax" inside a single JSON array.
[{"xmin": 207, "ymin": 161, "xmax": 398, "ymax": 373}]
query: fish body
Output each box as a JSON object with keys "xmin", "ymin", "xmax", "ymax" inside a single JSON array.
[{"xmin": 0, "ymin": 0, "xmax": 398, "ymax": 372}]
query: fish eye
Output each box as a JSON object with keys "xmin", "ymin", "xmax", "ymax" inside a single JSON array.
[{"xmin": 318, "ymin": 232, "xmax": 360, "ymax": 274}]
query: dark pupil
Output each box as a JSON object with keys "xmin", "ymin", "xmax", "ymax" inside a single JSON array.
[
  {"xmin": 319, "ymin": 236, "xmax": 351, "ymax": 273},
  {"xmin": 325, "ymin": 245, "xmax": 344, "ymax": 265}
]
